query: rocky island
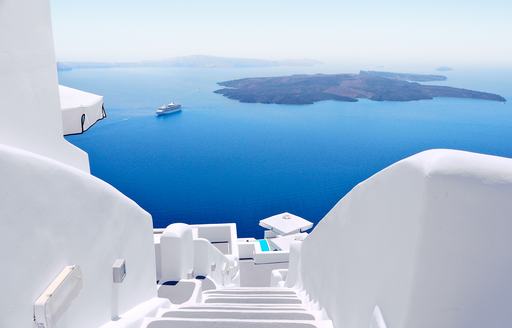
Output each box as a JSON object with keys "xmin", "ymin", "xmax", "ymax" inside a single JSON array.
[{"xmin": 214, "ymin": 71, "xmax": 506, "ymax": 104}]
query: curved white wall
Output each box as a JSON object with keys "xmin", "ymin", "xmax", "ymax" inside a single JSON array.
[
  {"xmin": 0, "ymin": 144, "xmax": 157, "ymax": 328},
  {"xmin": 0, "ymin": 0, "xmax": 89, "ymax": 172},
  {"xmin": 160, "ymin": 224, "xmax": 195, "ymax": 282},
  {"xmin": 296, "ymin": 149, "xmax": 512, "ymax": 328}
]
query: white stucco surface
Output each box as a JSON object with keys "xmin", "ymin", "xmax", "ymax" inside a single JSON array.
[
  {"xmin": 160, "ymin": 224, "xmax": 195, "ymax": 282},
  {"xmin": 0, "ymin": 0, "xmax": 89, "ymax": 171},
  {"xmin": 0, "ymin": 144, "xmax": 158, "ymax": 328},
  {"xmin": 294, "ymin": 149, "xmax": 512, "ymax": 328},
  {"xmin": 59, "ymin": 85, "xmax": 105, "ymax": 135}
]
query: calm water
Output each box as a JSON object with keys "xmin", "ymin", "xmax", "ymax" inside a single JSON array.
[{"xmin": 61, "ymin": 66, "xmax": 512, "ymax": 237}]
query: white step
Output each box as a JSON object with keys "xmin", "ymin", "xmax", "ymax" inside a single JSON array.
[
  {"xmin": 161, "ymin": 309, "xmax": 316, "ymax": 320},
  {"xmin": 181, "ymin": 304, "xmax": 307, "ymax": 311},
  {"xmin": 143, "ymin": 318, "xmax": 333, "ymax": 328},
  {"xmin": 203, "ymin": 290, "xmax": 296, "ymax": 296},
  {"xmin": 204, "ymin": 292, "xmax": 297, "ymax": 298},
  {"xmin": 204, "ymin": 296, "xmax": 302, "ymax": 304},
  {"xmin": 209, "ymin": 287, "xmax": 294, "ymax": 293}
]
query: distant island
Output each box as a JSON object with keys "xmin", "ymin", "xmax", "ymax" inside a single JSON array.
[
  {"xmin": 214, "ymin": 71, "xmax": 506, "ymax": 104},
  {"xmin": 436, "ymin": 66, "xmax": 454, "ymax": 72},
  {"xmin": 57, "ymin": 55, "xmax": 320, "ymax": 71}
]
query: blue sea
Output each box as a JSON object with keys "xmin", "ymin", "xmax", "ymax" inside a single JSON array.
[{"xmin": 60, "ymin": 66, "xmax": 512, "ymax": 237}]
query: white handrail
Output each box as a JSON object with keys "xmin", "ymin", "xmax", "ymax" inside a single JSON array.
[{"xmin": 193, "ymin": 238, "xmax": 238, "ymax": 287}]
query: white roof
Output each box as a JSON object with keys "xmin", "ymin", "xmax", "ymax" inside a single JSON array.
[
  {"xmin": 59, "ymin": 85, "xmax": 103, "ymax": 111},
  {"xmin": 267, "ymin": 232, "xmax": 308, "ymax": 252},
  {"xmin": 259, "ymin": 212, "xmax": 313, "ymax": 235}
]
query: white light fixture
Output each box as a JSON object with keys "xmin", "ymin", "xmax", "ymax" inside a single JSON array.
[
  {"xmin": 112, "ymin": 259, "xmax": 126, "ymax": 283},
  {"xmin": 34, "ymin": 265, "xmax": 83, "ymax": 328}
]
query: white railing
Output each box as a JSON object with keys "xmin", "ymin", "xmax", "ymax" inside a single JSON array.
[{"xmin": 193, "ymin": 238, "xmax": 239, "ymax": 287}]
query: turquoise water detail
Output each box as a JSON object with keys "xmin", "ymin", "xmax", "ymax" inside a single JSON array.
[
  {"xmin": 61, "ymin": 66, "xmax": 512, "ymax": 237},
  {"xmin": 259, "ymin": 239, "xmax": 271, "ymax": 252}
]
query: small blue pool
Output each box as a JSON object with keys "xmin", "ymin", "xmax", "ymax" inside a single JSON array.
[{"xmin": 258, "ymin": 239, "xmax": 271, "ymax": 252}]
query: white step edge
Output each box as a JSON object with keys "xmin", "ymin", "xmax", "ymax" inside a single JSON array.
[
  {"xmin": 204, "ymin": 297, "xmax": 302, "ymax": 304},
  {"xmin": 204, "ymin": 290, "xmax": 296, "ymax": 295},
  {"xmin": 180, "ymin": 304, "xmax": 307, "ymax": 311},
  {"xmin": 142, "ymin": 317, "xmax": 333, "ymax": 328},
  {"xmin": 161, "ymin": 309, "xmax": 316, "ymax": 320},
  {"xmin": 204, "ymin": 292, "xmax": 297, "ymax": 297}
]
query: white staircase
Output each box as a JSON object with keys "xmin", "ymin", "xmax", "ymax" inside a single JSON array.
[
  {"xmin": 144, "ymin": 287, "xmax": 333, "ymax": 328},
  {"xmin": 146, "ymin": 224, "xmax": 331, "ymax": 327}
]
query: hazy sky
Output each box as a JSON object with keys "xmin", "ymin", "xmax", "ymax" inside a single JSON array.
[{"xmin": 51, "ymin": 0, "xmax": 512, "ymax": 67}]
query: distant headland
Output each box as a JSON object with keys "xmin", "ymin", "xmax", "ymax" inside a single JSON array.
[
  {"xmin": 57, "ymin": 55, "xmax": 320, "ymax": 71},
  {"xmin": 214, "ymin": 71, "xmax": 506, "ymax": 104},
  {"xmin": 436, "ymin": 66, "xmax": 454, "ymax": 72}
]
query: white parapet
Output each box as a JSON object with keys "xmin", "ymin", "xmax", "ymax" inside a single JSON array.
[
  {"xmin": 0, "ymin": 144, "xmax": 158, "ymax": 328},
  {"xmin": 59, "ymin": 85, "xmax": 105, "ymax": 135},
  {"xmin": 292, "ymin": 149, "xmax": 512, "ymax": 328}
]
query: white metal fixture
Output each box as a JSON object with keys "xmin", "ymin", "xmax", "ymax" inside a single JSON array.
[
  {"xmin": 34, "ymin": 265, "xmax": 83, "ymax": 328},
  {"xmin": 112, "ymin": 259, "xmax": 126, "ymax": 283}
]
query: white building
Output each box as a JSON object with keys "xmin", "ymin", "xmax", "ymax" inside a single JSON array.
[{"xmin": 1, "ymin": 1, "xmax": 512, "ymax": 328}]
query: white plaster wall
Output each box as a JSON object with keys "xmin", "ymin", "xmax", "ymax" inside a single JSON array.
[
  {"xmin": 239, "ymin": 260, "xmax": 289, "ymax": 287},
  {"xmin": 0, "ymin": 144, "xmax": 157, "ymax": 328},
  {"xmin": 191, "ymin": 223, "xmax": 239, "ymax": 259},
  {"xmin": 0, "ymin": 0, "xmax": 89, "ymax": 171},
  {"xmin": 297, "ymin": 149, "xmax": 512, "ymax": 328},
  {"xmin": 403, "ymin": 151, "xmax": 512, "ymax": 328},
  {"xmin": 160, "ymin": 224, "xmax": 195, "ymax": 282}
]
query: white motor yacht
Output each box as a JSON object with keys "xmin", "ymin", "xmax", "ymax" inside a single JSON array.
[{"xmin": 156, "ymin": 102, "xmax": 182, "ymax": 116}]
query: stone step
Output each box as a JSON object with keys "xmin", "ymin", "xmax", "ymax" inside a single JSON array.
[
  {"xmin": 203, "ymin": 289, "xmax": 296, "ymax": 296},
  {"xmin": 211, "ymin": 287, "xmax": 294, "ymax": 293},
  {"xmin": 161, "ymin": 309, "xmax": 315, "ymax": 320},
  {"xmin": 204, "ymin": 294, "xmax": 300, "ymax": 300},
  {"xmin": 204, "ymin": 296, "xmax": 302, "ymax": 304},
  {"xmin": 143, "ymin": 318, "xmax": 334, "ymax": 328},
  {"xmin": 181, "ymin": 304, "xmax": 307, "ymax": 311},
  {"xmin": 204, "ymin": 292, "xmax": 297, "ymax": 298}
]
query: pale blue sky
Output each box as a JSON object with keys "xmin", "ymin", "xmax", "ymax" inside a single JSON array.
[{"xmin": 51, "ymin": 0, "xmax": 511, "ymax": 67}]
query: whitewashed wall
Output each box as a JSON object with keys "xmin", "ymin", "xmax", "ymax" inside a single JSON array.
[
  {"xmin": 296, "ymin": 149, "xmax": 512, "ymax": 328},
  {"xmin": 0, "ymin": 0, "xmax": 89, "ymax": 172},
  {"xmin": 160, "ymin": 224, "xmax": 195, "ymax": 282},
  {"xmin": 0, "ymin": 144, "xmax": 158, "ymax": 328}
]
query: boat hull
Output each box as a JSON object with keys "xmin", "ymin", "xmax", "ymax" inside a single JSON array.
[{"xmin": 156, "ymin": 108, "xmax": 182, "ymax": 116}]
